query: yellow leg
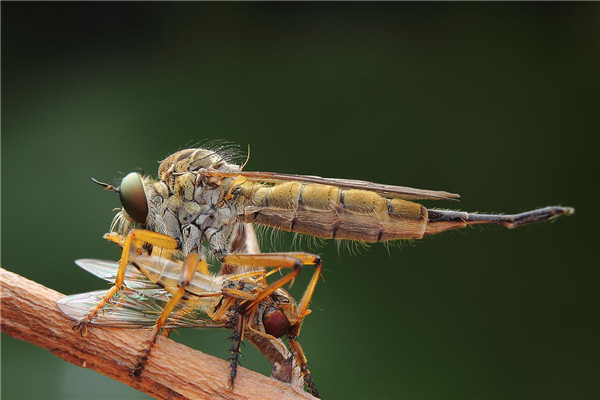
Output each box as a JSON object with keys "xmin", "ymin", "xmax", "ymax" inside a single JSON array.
[
  {"xmin": 286, "ymin": 263, "xmax": 322, "ymax": 397},
  {"xmin": 221, "ymin": 288, "xmax": 258, "ymax": 301},
  {"xmin": 296, "ymin": 262, "xmax": 323, "ymax": 321},
  {"xmin": 133, "ymin": 253, "xmax": 199, "ymax": 377},
  {"xmin": 223, "ymin": 252, "xmax": 322, "ymax": 395},
  {"xmin": 73, "ymin": 229, "xmax": 179, "ymax": 336},
  {"xmin": 221, "ymin": 252, "xmax": 321, "ymax": 308},
  {"xmin": 226, "ymin": 269, "xmax": 266, "ymax": 281},
  {"xmin": 270, "ymin": 258, "xmax": 322, "ymax": 397},
  {"xmin": 212, "ymin": 296, "xmax": 236, "ymax": 322},
  {"xmin": 223, "ymin": 252, "xmax": 319, "ymax": 269},
  {"xmin": 220, "ymin": 252, "xmax": 322, "ymax": 393}
]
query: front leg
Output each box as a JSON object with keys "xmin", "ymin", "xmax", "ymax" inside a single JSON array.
[
  {"xmin": 73, "ymin": 229, "xmax": 179, "ymax": 336},
  {"xmin": 132, "ymin": 252, "xmax": 200, "ymax": 378}
]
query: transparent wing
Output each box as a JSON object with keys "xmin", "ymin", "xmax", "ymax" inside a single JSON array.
[
  {"xmin": 75, "ymin": 259, "xmax": 157, "ymax": 289},
  {"xmin": 57, "ymin": 288, "xmax": 223, "ymax": 329},
  {"xmin": 210, "ymin": 169, "xmax": 460, "ymax": 201},
  {"xmin": 77, "ymin": 255, "xmax": 227, "ymax": 297},
  {"xmin": 130, "ymin": 253, "xmax": 226, "ymax": 295}
]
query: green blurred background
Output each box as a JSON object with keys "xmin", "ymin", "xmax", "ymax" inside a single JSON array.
[{"xmin": 2, "ymin": 3, "xmax": 598, "ymax": 399}]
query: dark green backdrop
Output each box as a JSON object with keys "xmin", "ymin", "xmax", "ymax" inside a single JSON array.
[{"xmin": 2, "ymin": 3, "xmax": 598, "ymax": 399}]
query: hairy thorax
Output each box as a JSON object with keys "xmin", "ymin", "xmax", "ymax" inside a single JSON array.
[{"xmin": 144, "ymin": 148, "xmax": 243, "ymax": 258}]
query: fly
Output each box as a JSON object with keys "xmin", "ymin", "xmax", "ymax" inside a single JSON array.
[{"xmin": 58, "ymin": 144, "xmax": 573, "ymax": 397}]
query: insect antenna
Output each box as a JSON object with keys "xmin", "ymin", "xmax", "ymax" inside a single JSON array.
[{"xmin": 90, "ymin": 178, "xmax": 120, "ymax": 193}]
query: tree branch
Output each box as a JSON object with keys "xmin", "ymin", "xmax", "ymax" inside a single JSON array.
[{"xmin": 0, "ymin": 268, "xmax": 316, "ymax": 400}]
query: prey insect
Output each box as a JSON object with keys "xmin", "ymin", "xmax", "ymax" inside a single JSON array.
[
  {"xmin": 58, "ymin": 144, "xmax": 573, "ymax": 397},
  {"xmin": 58, "ymin": 225, "xmax": 320, "ymax": 395}
]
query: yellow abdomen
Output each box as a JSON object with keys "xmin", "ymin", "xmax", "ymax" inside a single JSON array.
[{"xmin": 241, "ymin": 181, "xmax": 428, "ymax": 242}]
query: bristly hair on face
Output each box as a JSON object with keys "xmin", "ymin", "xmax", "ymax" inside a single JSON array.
[{"xmin": 110, "ymin": 209, "xmax": 132, "ymax": 236}]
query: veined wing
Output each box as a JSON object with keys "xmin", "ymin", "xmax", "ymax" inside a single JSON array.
[
  {"xmin": 211, "ymin": 169, "xmax": 460, "ymax": 201},
  {"xmin": 57, "ymin": 288, "xmax": 223, "ymax": 329},
  {"xmin": 75, "ymin": 259, "xmax": 157, "ymax": 289},
  {"xmin": 77, "ymin": 257, "xmax": 226, "ymax": 296},
  {"xmin": 131, "ymin": 253, "xmax": 226, "ymax": 295}
]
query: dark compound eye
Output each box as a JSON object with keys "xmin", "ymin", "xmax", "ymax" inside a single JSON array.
[
  {"xmin": 119, "ymin": 172, "xmax": 148, "ymax": 224},
  {"xmin": 262, "ymin": 306, "xmax": 290, "ymax": 338}
]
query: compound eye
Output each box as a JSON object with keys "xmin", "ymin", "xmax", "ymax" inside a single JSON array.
[
  {"xmin": 262, "ymin": 306, "xmax": 290, "ymax": 338},
  {"xmin": 119, "ymin": 172, "xmax": 148, "ymax": 224}
]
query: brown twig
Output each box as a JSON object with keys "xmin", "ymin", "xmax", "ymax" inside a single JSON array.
[{"xmin": 0, "ymin": 268, "xmax": 316, "ymax": 400}]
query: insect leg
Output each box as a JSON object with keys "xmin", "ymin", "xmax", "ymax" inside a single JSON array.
[
  {"xmin": 287, "ymin": 261, "xmax": 322, "ymax": 398},
  {"xmin": 132, "ymin": 252, "xmax": 200, "ymax": 378},
  {"xmin": 228, "ymin": 310, "xmax": 245, "ymax": 390},
  {"xmin": 212, "ymin": 296, "xmax": 236, "ymax": 322},
  {"xmin": 73, "ymin": 229, "xmax": 179, "ymax": 336},
  {"xmin": 230, "ymin": 254, "xmax": 322, "ymax": 396},
  {"xmin": 223, "ymin": 252, "xmax": 322, "ymax": 394},
  {"xmin": 221, "ymin": 253, "xmax": 321, "ymax": 308},
  {"xmin": 223, "ymin": 252, "xmax": 320, "ymax": 269},
  {"xmin": 221, "ymin": 288, "xmax": 259, "ymax": 300},
  {"xmin": 288, "ymin": 331, "xmax": 320, "ymax": 398},
  {"xmin": 295, "ymin": 260, "xmax": 323, "ymax": 320},
  {"xmin": 222, "ymin": 224, "xmax": 303, "ymax": 386}
]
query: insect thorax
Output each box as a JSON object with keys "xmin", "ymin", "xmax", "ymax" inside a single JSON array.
[{"xmin": 144, "ymin": 148, "xmax": 243, "ymax": 259}]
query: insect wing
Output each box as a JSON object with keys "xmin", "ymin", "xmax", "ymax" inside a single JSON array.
[
  {"xmin": 211, "ymin": 169, "xmax": 460, "ymax": 201},
  {"xmin": 57, "ymin": 288, "xmax": 221, "ymax": 329},
  {"xmin": 130, "ymin": 253, "xmax": 226, "ymax": 295},
  {"xmin": 75, "ymin": 258, "xmax": 156, "ymax": 289}
]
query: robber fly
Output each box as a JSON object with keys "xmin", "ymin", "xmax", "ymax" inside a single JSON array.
[{"xmin": 59, "ymin": 145, "xmax": 573, "ymax": 397}]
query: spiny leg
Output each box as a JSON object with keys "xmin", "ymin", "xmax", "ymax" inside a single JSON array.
[
  {"xmin": 288, "ymin": 331, "xmax": 319, "ymax": 398},
  {"xmin": 228, "ymin": 310, "xmax": 245, "ymax": 390},
  {"xmin": 132, "ymin": 252, "xmax": 200, "ymax": 377},
  {"xmin": 73, "ymin": 229, "xmax": 179, "ymax": 336}
]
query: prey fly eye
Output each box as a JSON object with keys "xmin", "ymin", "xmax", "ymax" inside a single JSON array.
[
  {"xmin": 262, "ymin": 306, "xmax": 290, "ymax": 338},
  {"xmin": 119, "ymin": 172, "xmax": 148, "ymax": 224}
]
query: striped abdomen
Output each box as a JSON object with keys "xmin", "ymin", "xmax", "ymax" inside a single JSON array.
[{"xmin": 240, "ymin": 181, "xmax": 428, "ymax": 241}]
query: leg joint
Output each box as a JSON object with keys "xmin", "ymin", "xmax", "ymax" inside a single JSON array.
[
  {"xmin": 293, "ymin": 259, "xmax": 303, "ymax": 270},
  {"xmin": 314, "ymin": 255, "xmax": 322, "ymax": 267}
]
